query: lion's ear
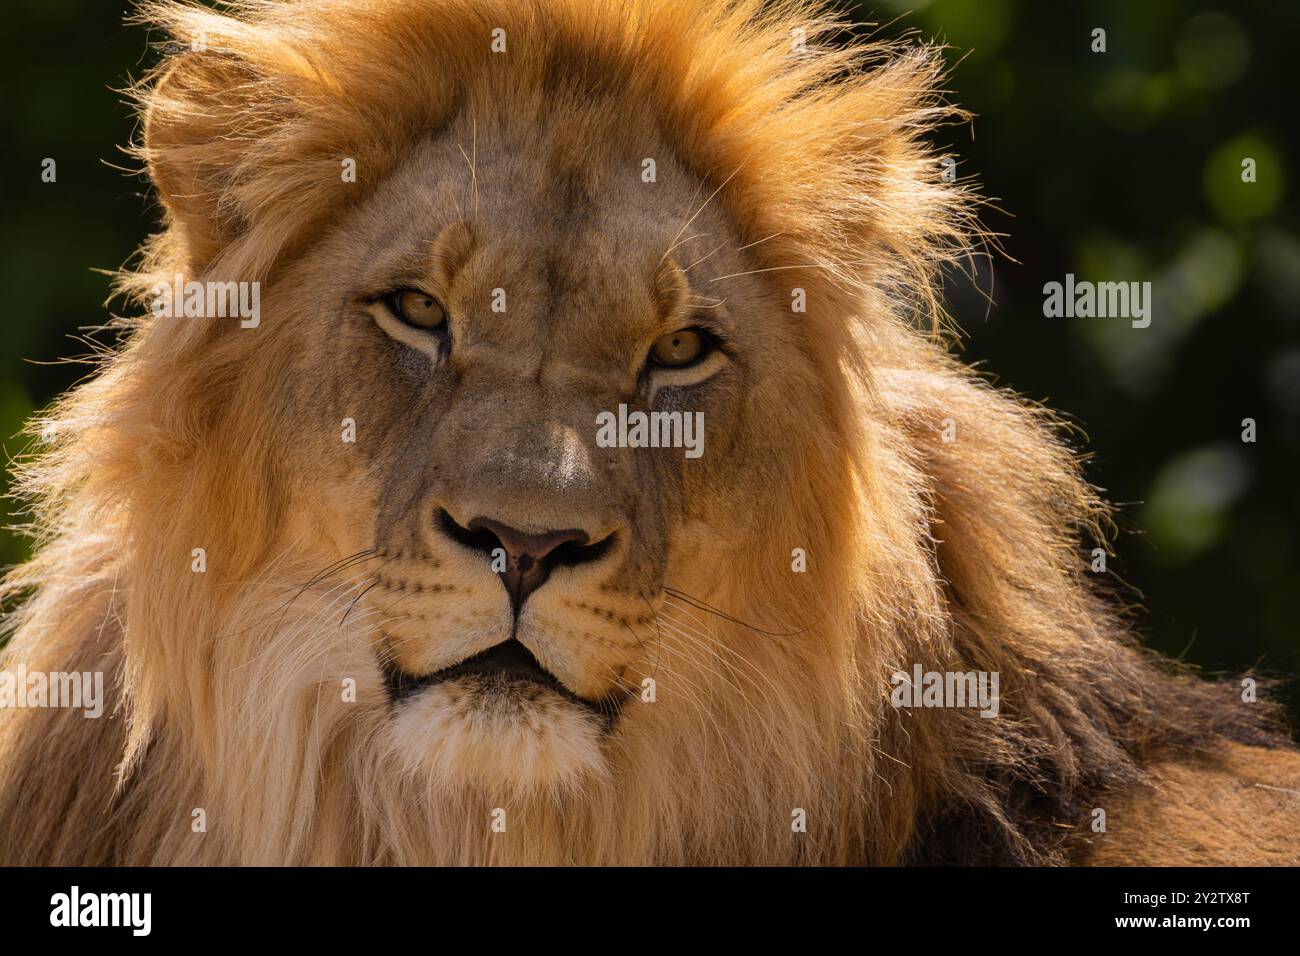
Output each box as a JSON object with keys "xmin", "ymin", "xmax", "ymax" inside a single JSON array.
[{"xmin": 141, "ymin": 51, "xmax": 264, "ymax": 270}]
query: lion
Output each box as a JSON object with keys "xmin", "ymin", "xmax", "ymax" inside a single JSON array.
[{"xmin": 0, "ymin": 0, "xmax": 1296, "ymax": 867}]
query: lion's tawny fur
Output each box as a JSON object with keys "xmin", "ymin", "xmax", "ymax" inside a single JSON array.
[{"xmin": 0, "ymin": 0, "xmax": 1295, "ymax": 866}]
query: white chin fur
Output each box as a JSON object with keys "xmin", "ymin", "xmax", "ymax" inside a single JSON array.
[{"xmin": 383, "ymin": 678, "xmax": 607, "ymax": 795}]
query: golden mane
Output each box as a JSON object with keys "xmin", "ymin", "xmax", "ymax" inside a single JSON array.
[
  {"xmin": 124, "ymin": 0, "xmax": 975, "ymax": 316},
  {"xmin": 0, "ymin": 0, "xmax": 1291, "ymax": 866}
]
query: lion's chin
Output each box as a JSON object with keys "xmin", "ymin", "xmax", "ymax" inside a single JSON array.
[{"xmin": 383, "ymin": 677, "xmax": 607, "ymax": 794}]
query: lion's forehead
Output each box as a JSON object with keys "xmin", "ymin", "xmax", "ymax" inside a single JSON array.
[{"xmin": 355, "ymin": 123, "xmax": 734, "ymax": 278}]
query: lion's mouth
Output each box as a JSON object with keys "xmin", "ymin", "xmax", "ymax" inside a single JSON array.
[{"xmin": 381, "ymin": 638, "xmax": 623, "ymax": 725}]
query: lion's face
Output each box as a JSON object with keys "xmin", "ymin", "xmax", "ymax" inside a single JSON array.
[{"xmin": 261, "ymin": 116, "xmax": 828, "ymax": 792}]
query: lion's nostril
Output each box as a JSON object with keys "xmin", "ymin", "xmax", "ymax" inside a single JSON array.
[
  {"xmin": 465, "ymin": 516, "xmax": 593, "ymax": 566},
  {"xmin": 434, "ymin": 509, "xmax": 613, "ymax": 613},
  {"xmin": 435, "ymin": 508, "xmax": 500, "ymax": 556}
]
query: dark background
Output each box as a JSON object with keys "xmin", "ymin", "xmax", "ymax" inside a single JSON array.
[{"xmin": 3, "ymin": 1, "xmax": 1298, "ymax": 717}]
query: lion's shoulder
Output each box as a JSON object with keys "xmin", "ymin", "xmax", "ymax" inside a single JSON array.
[{"xmin": 1073, "ymin": 743, "xmax": 1300, "ymax": 866}]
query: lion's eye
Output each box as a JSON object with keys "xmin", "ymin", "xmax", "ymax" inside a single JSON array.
[
  {"xmin": 387, "ymin": 289, "xmax": 446, "ymax": 330},
  {"xmin": 649, "ymin": 329, "xmax": 710, "ymax": 368}
]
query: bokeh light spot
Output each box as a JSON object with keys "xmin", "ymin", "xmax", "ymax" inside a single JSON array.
[{"xmin": 1176, "ymin": 11, "xmax": 1250, "ymax": 90}]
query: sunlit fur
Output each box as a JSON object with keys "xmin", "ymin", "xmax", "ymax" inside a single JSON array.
[{"xmin": 0, "ymin": 0, "xmax": 1296, "ymax": 866}]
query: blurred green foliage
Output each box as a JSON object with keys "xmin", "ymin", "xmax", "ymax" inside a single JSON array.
[{"xmin": 4, "ymin": 1, "xmax": 1298, "ymax": 715}]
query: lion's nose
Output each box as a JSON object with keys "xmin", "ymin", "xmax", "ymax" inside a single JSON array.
[{"xmin": 435, "ymin": 509, "xmax": 613, "ymax": 612}]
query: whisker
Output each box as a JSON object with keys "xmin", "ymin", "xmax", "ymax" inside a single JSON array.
[
  {"xmin": 340, "ymin": 579, "xmax": 382, "ymax": 628},
  {"xmin": 661, "ymin": 163, "xmax": 745, "ymax": 264},
  {"xmin": 681, "ymin": 239, "xmax": 729, "ymax": 275},
  {"xmin": 651, "ymin": 613, "xmax": 788, "ymax": 745},
  {"xmin": 662, "ymin": 586, "xmax": 817, "ymax": 637}
]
